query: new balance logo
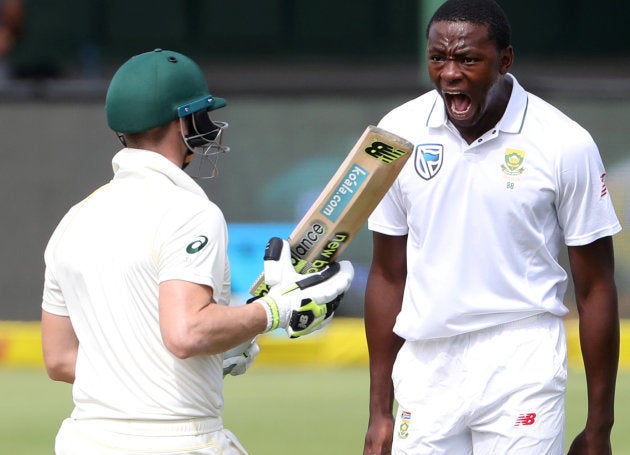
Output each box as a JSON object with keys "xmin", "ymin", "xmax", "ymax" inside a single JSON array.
[
  {"xmin": 297, "ymin": 314, "xmax": 309, "ymax": 329},
  {"xmin": 364, "ymin": 141, "xmax": 407, "ymax": 164},
  {"xmin": 514, "ymin": 413, "xmax": 537, "ymax": 426}
]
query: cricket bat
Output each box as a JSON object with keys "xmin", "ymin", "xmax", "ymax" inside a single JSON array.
[{"xmin": 250, "ymin": 125, "xmax": 414, "ymax": 296}]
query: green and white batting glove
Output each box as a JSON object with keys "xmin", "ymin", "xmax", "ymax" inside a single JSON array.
[
  {"xmin": 254, "ymin": 237, "xmax": 354, "ymax": 338},
  {"xmin": 222, "ymin": 338, "xmax": 260, "ymax": 377}
]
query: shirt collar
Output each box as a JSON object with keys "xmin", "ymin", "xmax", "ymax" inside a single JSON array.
[
  {"xmin": 498, "ymin": 74, "xmax": 528, "ymax": 134},
  {"xmin": 427, "ymin": 73, "xmax": 528, "ymax": 134},
  {"xmin": 111, "ymin": 148, "xmax": 208, "ymax": 199}
]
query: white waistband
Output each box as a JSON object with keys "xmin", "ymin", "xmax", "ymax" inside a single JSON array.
[
  {"xmin": 492, "ymin": 311, "xmax": 560, "ymax": 331},
  {"xmin": 72, "ymin": 416, "xmax": 222, "ymax": 436}
]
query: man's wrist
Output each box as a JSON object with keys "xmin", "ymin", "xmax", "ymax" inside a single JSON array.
[{"xmin": 257, "ymin": 298, "xmax": 280, "ymax": 332}]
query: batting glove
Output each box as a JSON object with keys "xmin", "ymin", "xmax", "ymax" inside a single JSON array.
[
  {"xmin": 255, "ymin": 237, "xmax": 354, "ymax": 338},
  {"xmin": 222, "ymin": 338, "xmax": 260, "ymax": 377}
]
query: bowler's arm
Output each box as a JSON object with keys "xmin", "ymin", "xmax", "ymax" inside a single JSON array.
[
  {"xmin": 567, "ymin": 236, "xmax": 618, "ymax": 455},
  {"xmin": 363, "ymin": 232, "xmax": 407, "ymax": 455}
]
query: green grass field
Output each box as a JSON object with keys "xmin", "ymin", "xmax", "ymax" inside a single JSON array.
[{"xmin": 1, "ymin": 367, "xmax": 628, "ymax": 454}]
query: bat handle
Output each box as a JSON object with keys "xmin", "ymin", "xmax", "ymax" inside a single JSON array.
[
  {"xmin": 263, "ymin": 237, "xmax": 284, "ymax": 261},
  {"xmin": 250, "ymin": 237, "xmax": 284, "ymax": 297}
]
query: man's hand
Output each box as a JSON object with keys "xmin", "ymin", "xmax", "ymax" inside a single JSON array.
[
  {"xmin": 567, "ymin": 428, "xmax": 613, "ymax": 455},
  {"xmin": 364, "ymin": 413, "xmax": 395, "ymax": 455},
  {"xmin": 222, "ymin": 338, "xmax": 260, "ymax": 377},
  {"xmin": 254, "ymin": 237, "xmax": 354, "ymax": 338}
]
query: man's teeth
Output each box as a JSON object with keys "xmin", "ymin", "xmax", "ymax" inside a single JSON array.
[
  {"xmin": 446, "ymin": 92, "xmax": 471, "ymax": 115},
  {"xmin": 451, "ymin": 100, "xmax": 470, "ymax": 114}
]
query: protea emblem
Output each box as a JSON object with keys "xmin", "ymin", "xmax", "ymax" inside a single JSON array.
[{"xmin": 501, "ymin": 148, "xmax": 526, "ymax": 175}]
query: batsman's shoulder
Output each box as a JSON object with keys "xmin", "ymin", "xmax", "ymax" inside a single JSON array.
[{"xmin": 155, "ymin": 184, "xmax": 226, "ymax": 233}]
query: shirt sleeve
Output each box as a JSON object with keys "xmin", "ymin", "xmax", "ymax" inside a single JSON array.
[
  {"xmin": 157, "ymin": 202, "xmax": 230, "ymax": 303},
  {"xmin": 555, "ymin": 130, "xmax": 621, "ymax": 246},
  {"xmin": 368, "ymin": 176, "xmax": 409, "ymax": 236},
  {"xmin": 42, "ymin": 245, "xmax": 70, "ymax": 317}
]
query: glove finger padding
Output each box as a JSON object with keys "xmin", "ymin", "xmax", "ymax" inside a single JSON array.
[
  {"xmin": 256, "ymin": 238, "xmax": 354, "ymax": 337},
  {"xmin": 222, "ymin": 339, "xmax": 260, "ymax": 377}
]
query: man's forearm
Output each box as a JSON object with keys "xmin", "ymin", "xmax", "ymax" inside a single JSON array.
[{"xmin": 578, "ymin": 296, "xmax": 619, "ymax": 430}]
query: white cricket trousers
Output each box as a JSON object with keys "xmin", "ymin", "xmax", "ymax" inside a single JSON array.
[
  {"xmin": 392, "ymin": 313, "xmax": 567, "ymax": 455},
  {"xmin": 55, "ymin": 416, "xmax": 248, "ymax": 455}
]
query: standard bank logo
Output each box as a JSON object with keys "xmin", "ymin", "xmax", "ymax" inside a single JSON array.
[{"xmin": 415, "ymin": 144, "xmax": 443, "ymax": 180}]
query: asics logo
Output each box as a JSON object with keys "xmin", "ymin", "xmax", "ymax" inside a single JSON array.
[{"xmin": 186, "ymin": 235, "xmax": 208, "ymax": 254}]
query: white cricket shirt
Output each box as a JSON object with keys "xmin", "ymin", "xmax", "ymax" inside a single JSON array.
[
  {"xmin": 42, "ymin": 148, "xmax": 231, "ymax": 420},
  {"xmin": 368, "ymin": 75, "xmax": 621, "ymax": 340}
]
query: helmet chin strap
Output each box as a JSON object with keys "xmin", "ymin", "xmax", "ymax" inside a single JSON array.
[
  {"xmin": 116, "ymin": 132, "xmax": 127, "ymax": 147},
  {"xmin": 179, "ymin": 111, "xmax": 230, "ymax": 179},
  {"xmin": 182, "ymin": 151, "xmax": 195, "ymax": 169}
]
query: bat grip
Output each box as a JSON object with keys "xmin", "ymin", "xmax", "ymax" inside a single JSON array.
[{"xmin": 263, "ymin": 237, "xmax": 284, "ymax": 261}]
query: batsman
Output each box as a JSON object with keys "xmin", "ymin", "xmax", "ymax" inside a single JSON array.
[{"xmin": 40, "ymin": 49, "xmax": 353, "ymax": 455}]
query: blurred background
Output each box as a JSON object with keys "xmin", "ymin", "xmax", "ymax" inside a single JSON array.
[
  {"xmin": 1, "ymin": 1, "xmax": 630, "ymax": 453},
  {"xmin": 0, "ymin": 0, "xmax": 629, "ymax": 321}
]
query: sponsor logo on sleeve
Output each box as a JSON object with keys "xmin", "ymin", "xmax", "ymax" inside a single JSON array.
[{"xmin": 186, "ymin": 235, "xmax": 208, "ymax": 254}]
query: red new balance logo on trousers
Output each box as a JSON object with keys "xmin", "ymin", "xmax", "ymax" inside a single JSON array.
[{"xmin": 514, "ymin": 413, "xmax": 537, "ymax": 426}]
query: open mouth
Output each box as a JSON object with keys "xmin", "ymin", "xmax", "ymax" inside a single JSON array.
[{"xmin": 443, "ymin": 92, "xmax": 472, "ymax": 117}]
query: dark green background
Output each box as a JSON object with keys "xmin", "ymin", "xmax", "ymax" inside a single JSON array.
[{"xmin": 9, "ymin": 0, "xmax": 630, "ymax": 78}]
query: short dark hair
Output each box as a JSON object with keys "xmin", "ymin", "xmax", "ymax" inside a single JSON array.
[{"xmin": 426, "ymin": 0, "xmax": 511, "ymax": 50}]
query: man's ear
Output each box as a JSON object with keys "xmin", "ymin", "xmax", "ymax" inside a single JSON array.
[{"xmin": 499, "ymin": 45, "xmax": 514, "ymax": 75}]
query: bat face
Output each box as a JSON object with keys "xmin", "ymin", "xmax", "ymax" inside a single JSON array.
[
  {"xmin": 319, "ymin": 164, "xmax": 369, "ymax": 222},
  {"xmin": 250, "ymin": 126, "xmax": 413, "ymax": 296}
]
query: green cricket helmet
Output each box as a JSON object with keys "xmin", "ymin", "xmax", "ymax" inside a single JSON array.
[{"xmin": 105, "ymin": 48, "xmax": 226, "ymax": 134}]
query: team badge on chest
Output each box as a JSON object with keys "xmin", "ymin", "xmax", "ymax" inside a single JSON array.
[
  {"xmin": 415, "ymin": 144, "xmax": 443, "ymax": 180},
  {"xmin": 501, "ymin": 148, "xmax": 526, "ymax": 176}
]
